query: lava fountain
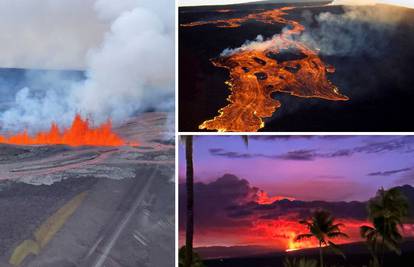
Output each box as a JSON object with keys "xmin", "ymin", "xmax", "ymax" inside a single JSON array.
[
  {"xmin": 0, "ymin": 114, "xmax": 125, "ymax": 146},
  {"xmin": 181, "ymin": 7, "xmax": 349, "ymax": 132}
]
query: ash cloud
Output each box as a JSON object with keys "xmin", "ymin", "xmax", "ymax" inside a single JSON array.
[{"xmin": 0, "ymin": 0, "xmax": 174, "ymax": 131}]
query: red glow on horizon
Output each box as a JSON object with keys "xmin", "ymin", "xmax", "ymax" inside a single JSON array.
[
  {"xmin": 249, "ymin": 218, "xmax": 372, "ymax": 251},
  {"xmin": 256, "ymin": 190, "xmax": 295, "ymax": 204},
  {"xmin": 0, "ymin": 114, "xmax": 127, "ymax": 147}
]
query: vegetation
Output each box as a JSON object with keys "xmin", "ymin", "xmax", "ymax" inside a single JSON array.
[
  {"xmin": 360, "ymin": 187, "xmax": 409, "ymax": 267},
  {"xmin": 284, "ymin": 257, "xmax": 318, "ymax": 267},
  {"xmin": 181, "ymin": 135, "xmax": 410, "ymax": 267},
  {"xmin": 182, "ymin": 136, "xmax": 248, "ymax": 267},
  {"xmin": 295, "ymin": 210, "xmax": 348, "ymax": 267},
  {"xmin": 184, "ymin": 136, "xmax": 194, "ymax": 267},
  {"xmin": 179, "ymin": 246, "xmax": 205, "ymax": 267}
]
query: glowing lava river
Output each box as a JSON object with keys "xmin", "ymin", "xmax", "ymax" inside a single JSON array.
[
  {"xmin": 181, "ymin": 7, "xmax": 349, "ymax": 132},
  {"xmin": 0, "ymin": 114, "xmax": 125, "ymax": 146}
]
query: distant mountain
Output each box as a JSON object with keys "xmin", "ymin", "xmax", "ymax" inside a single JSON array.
[
  {"xmin": 192, "ymin": 185, "xmax": 414, "ymax": 260},
  {"xmin": 202, "ymin": 240, "xmax": 414, "ymax": 266},
  {"xmin": 195, "ymin": 245, "xmax": 282, "ymax": 259}
]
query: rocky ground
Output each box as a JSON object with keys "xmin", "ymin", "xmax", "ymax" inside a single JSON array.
[{"xmin": 0, "ymin": 112, "xmax": 175, "ymax": 267}]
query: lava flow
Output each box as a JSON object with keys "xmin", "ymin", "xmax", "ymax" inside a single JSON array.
[
  {"xmin": 0, "ymin": 114, "xmax": 125, "ymax": 146},
  {"xmin": 182, "ymin": 7, "xmax": 349, "ymax": 132}
]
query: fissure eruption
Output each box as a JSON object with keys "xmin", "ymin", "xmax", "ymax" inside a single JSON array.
[{"xmin": 0, "ymin": 114, "xmax": 125, "ymax": 147}]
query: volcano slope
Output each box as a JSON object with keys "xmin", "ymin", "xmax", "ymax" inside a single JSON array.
[
  {"xmin": 179, "ymin": 2, "xmax": 414, "ymax": 132},
  {"xmin": 0, "ymin": 112, "xmax": 174, "ymax": 267}
]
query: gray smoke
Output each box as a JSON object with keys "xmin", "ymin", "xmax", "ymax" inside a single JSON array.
[
  {"xmin": 0, "ymin": 0, "xmax": 174, "ymax": 132},
  {"xmin": 296, "ymin": 6, "xmax": 403, "ymax": 57}
]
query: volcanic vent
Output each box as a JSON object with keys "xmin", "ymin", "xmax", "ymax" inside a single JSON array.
[
  {"xmin": 0, "ymin": 114, "xmax": 126, "ymax": 147},
  {"xmin": 182, "ymin": 7, "xmax": 349, "ymax": 132}
]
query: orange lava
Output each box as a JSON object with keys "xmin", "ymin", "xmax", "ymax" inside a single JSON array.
[
  {"xmin": 256, "ymin": 190, "xmax": 295, "ymax": 204},
  {"xmin": 216, "ymin": 9, "xmax": 232, "ymax": 13},
  {"xmin": 182, "ymin": 7, "xmax": 348, "ymax": 132},
  {"xmin": 0, "ymin": 114, "xmax": 125, "ymax": 147},
  {"xmin": 251, "ymin": 218, "xmax": 366, "ymax": 251}
]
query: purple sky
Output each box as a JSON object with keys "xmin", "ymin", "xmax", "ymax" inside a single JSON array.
[{"xmin": 179, "ymin": 136, "xmax": 414, "ymax": 202}]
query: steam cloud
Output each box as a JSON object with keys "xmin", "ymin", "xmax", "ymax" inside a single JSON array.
[
  {"xmin": 332, "ymin": 0, "xmax": 414, "ymax": 9},
  {"xmin": 0, "ymin": 0, "xmax": 174, "ymax": 131},
  {"xmin": 221, "ymin": 5, "xmax": 401, "ymax": 58},
  {"xmin": 297, "ymin": 6, "xmax": 404, "ymax": 57}
]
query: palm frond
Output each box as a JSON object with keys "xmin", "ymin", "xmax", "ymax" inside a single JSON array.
[
  {"xmin": 327, "ymin": 231, "xmax": 349, "ymax": 239},
  {"xmin": 295, "ymin": 233, "xmax": 314, "ymax": 242}
]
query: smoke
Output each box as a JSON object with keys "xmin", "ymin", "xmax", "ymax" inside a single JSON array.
[
  {"xmin": 0, "ymin": 0, "xmax": 174, "ymax": 131},
  {"xmin": 331, "ymin": 0, "xmax": 376, "ymax": 5},
  {"xmin": 297, "ymin": 5, "xmax": 405, "ymax": 57},
  {"xmin": 332, "ymin": 0, "xmax": 414, "ymax": 9},
  {"xmin": 0, "ymin": 0, "xmax": 107, "ymax": 70},
  {"xmin": 221, "ymin": 34, "xmax": 288, "ymax": 56},
  {"xmin": 221, "ymin": 5, "xmax": 402, "ymax": 60}
]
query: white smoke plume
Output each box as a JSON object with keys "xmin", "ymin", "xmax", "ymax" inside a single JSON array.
[
  {"xmin": 220, "ymin": 26, "xmax": 294, "ymax": 57},
  {"xmin": 296, "ymin": 6, "xmax": 402, "ymax": 57},
  {"xmin": 332, "ymin": 0, "xmax": 414, "ymax": 9},
  {"xmin": 0, "ymin": 0, "xmax": 174, "ymax": 131},
  {"xmin": 220, "ymin": 3, "xmax": 405, "ymax": 60}
]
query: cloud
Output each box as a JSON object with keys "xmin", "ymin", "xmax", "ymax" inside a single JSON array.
[
  {"xmin": 209, "ymin": 136, "xmax": 414, "ymax": 161},
  {"xmin": 297, "ymin": 4, "xmax": 407, "ymax": 58},
  {"xmin": 179, "ymin": 174, "xmax": 370, "ymax": 231},
  {"xmin": 208, "ymin": 147, "xmax": 350, "ymax": 161},
  {"xmin": 277, "ymin": 149, "xmax": 317, "ymax": 160},
  {"xmin": 0, "ymin": 0, "xmax": 174, "ymax": 131},
  {"xmin": 179, "ymin": 174, "xmax": 414, "ymax": 249},
  {"xmin": 179, "ymin": 174, "xmax": 260, "ymax": 230},
  {"xmin": 332, "ymin": 0, "xmax": 414, "ymax": 9},
  {"xmin": 0, "ymin": 0, "xmax": 107, "ymax": 70},
  {"xmin": 368, "ymin": 167, "xmax": 412, "ymax": 177}
]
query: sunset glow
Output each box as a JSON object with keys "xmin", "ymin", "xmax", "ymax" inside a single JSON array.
[{"xmin": 179, "ymin": 136, "xmax": 414, "ymax": 255}]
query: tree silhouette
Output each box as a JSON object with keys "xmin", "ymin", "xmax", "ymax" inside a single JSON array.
[
  {"xmin": 179, "ymin": 246, "xmax": 205, "ymax": 267},
  {"xmin": 184, "ymin": 136, "xmax": 194, "ymax": 267},
  {"xmin": 360, "ymin": 187, "xmax": 409, "ymax": 267},
  {"xmin": 183, "ymin": 136, "xmax": 248, "ymax": 267},
  {"xmin": 295, "ymin": 210, "xmax": 348, "ymax": 267}
]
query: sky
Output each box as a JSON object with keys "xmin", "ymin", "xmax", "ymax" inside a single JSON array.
[
  {"xmin": 179, "ymin": 136, "xmax": 414, "ymax": 201},
  {"xmin": 179, "ymin": 136, "xmax": 414, "ymax": 250}
]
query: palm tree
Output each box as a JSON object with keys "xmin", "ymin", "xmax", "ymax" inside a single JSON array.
[
  {"xmin": 283, "ymin": 257, "xmax": 317, "ymax": 267},
  {"xmin": 179, "ymin": 246, "xmax": 205, "ymax": 267},
  {"xmin": 295, "ymin": 210, "xmax": 348, "ymax": 267},
  {"xmin": 184, "ymin": 136, "xmax": 194, "ymax": 267},
  {"xmin": 360, "ymin": 225, "xmax": 381, "ymax": 266},
  {"xmin": 183, "ymin": 136, "xmax": 248, "ymax": 267},
  {"xmin": 360, "ymin": 187, "xmax": 409, "ymax": 267}
]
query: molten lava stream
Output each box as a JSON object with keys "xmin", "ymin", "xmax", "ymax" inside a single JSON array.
[
  {"xmin": 182, "ymin": 7, "xmax": 349, "ymax": 132},
  {"xmin": 0, "ymin": 114, "xmax": 126, "ymax": 147}
]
